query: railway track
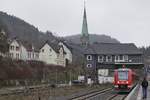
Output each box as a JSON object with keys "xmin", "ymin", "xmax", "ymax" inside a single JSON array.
[
  {"xmin": 107, "ymin": 84, "xmax": 137, "ymax": 100},
  {"xmin": 107, "ymin": 94, "xmax": 127, "ymax": 100},
  {"xmin": 0, "ymin": 84, "xmax": 50, "ymax": 96},
  {"xmin": 70, "ymin": 88, "xmax": 113, "ymax": 100},
  {"xmin": 72, "ymin": 84, "xmax": 137, "ymax": 100}
]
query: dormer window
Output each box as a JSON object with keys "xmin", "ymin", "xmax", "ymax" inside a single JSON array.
[
  {"xmin": 16, "ymin": 46, "xmax": 19, "ymax": 51},
  {"xmin": 16, "ymin": 53, "xmax": 20, "ymax": 59},
  {"xmin": 115, "ymin": 55, "xmax": 119, "ymax": 61},
  {"xmin": 120, "ymin": 55, "xmax": 123, "ymax": 60},
  {"xmin": 124, "ymin": 55, "xmax": 128, "ymax": 61},
  {"xmin": 87, "ymin": 55, "xmax": 92, "ymax": 60},
  {"xmin": 98, "ymin": 55, "xmax": 104, "ymax": 62},
  {"xmin": 106, "ymin": 55, "xmax": 112, "ymax": 62},
  {"xmin": 28, "ymin": 52, "xmax": 31, "ymax": 58},
  {"xmin": 115, "ymin": 55, "xmax": 128, "ymax": 62},
  {"xmin": 10, "ymin": 46, "xmax": 14, "ymax": 50}
]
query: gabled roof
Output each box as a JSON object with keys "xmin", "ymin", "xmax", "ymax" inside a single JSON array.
[
  {"xmin": 8, "ymin": 37, "xmax": 21, "ymax": 45},
  {"xmin": 84, "ymin": 43, "xmax": 142, "ymax": 55},
  {"xmin": 65, "ymin": 43, "xmax": 84, "ymax": 54},
  {"xmin": 39, "ymin": 40, "xmax": 62, "ymax": 53},
  {"xmin": 21, "ymin": 41, "xmax": 39, "ymax": 52},
  {"xmin": 9, "ymin": 37, "xmax": 39, "ymax": 52},
  {"xmin": 58, "ymin": 40, "xmax": 73, "ymax": 52},
  {"xmin": 58, "ymin": 45, "xmax": 66, "ymax": 54}
]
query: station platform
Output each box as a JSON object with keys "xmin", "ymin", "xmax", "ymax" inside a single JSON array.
[{"xmin": 137, "ymin": 86, "xmax": 150, "ymax": 100}]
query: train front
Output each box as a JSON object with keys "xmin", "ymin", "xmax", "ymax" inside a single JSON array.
[{"xmin": 114, "ymin": 68, "xmax": 132, "ymax": 92}]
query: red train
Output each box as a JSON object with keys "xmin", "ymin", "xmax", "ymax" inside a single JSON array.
[{"xmin": 113, "ymin": 68, "xmax": 138, "ymax": 92}]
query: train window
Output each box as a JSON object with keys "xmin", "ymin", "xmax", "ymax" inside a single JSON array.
[{"xmin": 118, "ymin": 71, "xmax": 128, "ymax": 80}]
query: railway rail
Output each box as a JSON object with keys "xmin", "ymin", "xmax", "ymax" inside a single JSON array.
[
  {"xmin": 0, "ymin": 84, "xmax": 50, "ymax": 96},
  {"xmin": 70, "ymin": 88, "xmax": 113, "ymax": 100},
  {"xmin": 71, "ymin": 84, "xmax": 137, "ymax": 100},
  {"xmin": 107, "ymin": 94, "xmax": 127, "ymax": 100}
]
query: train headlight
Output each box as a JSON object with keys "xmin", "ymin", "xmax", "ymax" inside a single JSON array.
[
  {"xmin": 126, "ymin": 81, "xmax": 128, "ymax": 84},
  {"xmin": 117, "ymin": 81, "xmax": 120, "ymax": 84}
]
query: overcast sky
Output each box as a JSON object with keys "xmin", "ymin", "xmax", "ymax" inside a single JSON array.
[{"xmin": 0, "ymin": 0, "xmax": 150, "ymax": 47}]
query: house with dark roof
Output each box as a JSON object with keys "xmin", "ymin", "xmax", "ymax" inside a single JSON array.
[
  {"xmin": 21, "ymin": 42, "xmax": 39, "ymax": 61},
  {"xmin": 39, "ymin": 41, "xmax": 66, "ymax": 67},
  {"xmin": 8, "ymin": 38, "xmax": 40, "ymax": 61},
  {"xmin": 58, "ymin": 41, "xmax": 72, "ymax": 64},
  {"xmin": 7, "ymin": 38, "xmax": 71, "ymax": 67},
  {"xmin": 84, "ymin": 43, "xmax": 143, "ymax": 68},
  {"xmin": 8, "ymin": 38, "xmax": 23, "ymax": 60},
  {"xmin": 84, "ymin": 43, "xmax": 144, "ymax": 82}
]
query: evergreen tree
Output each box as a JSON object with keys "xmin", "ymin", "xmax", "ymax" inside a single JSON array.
[{"xmin": 0, "ymin": 29, "xmax": 8, "ymax": 53}]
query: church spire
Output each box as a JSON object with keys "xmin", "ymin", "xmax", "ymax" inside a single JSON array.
[{"xmin": 81, "ymin": 0, "xmax": 89, "ymax": 46}]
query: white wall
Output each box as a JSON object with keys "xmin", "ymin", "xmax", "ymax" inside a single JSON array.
[
  {"xmin": 39, "ymin": 43, "xmax": 57, "ymax": 65},
  {"xmin": 59, "ymin": 42, "xmax": 72, "ymax": 63},
  {"xmin": 98, "ymin": 69, "xmax": 109, "ymax": 76},
  {"xmin": 9, "ymin": 40, "xmax": 39, "ymax": 61},
  {"xmin": 20, "ymin": 45, "xmax": 28, "ymax": 60},
  {"xmin": 57, "ymin": 47, "xmax": 66, "ymax": 67},
  {"xmin": 98, "ymin": 76, "xmax": 114, "ymax": 84},
  {"xmin": 9, "ymin": 40, "xmax": 21, "ymax": 60}
]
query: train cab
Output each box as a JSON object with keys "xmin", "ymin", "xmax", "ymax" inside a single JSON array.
[{"xmin": 113, "ymin": 68, "xmax": 136, "ymax": 92}]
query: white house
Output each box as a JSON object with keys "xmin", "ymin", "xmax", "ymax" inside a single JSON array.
[
  {"xmin": 58, "ymin": 41, "xmax": 72, "ymax": 64},
  {"xmin": 20, "ymin": 44, "xmax": 28, "ymax": 60},
  {"xmin": 39, "ymin": 41, "xmax": 66, "ymax": 67},
  {"xmin": 8, "ymin": 39, "xmax": 67, "ymax": 67},
  {"xmin": 8, "ymin": 39, "xmax": 21, "ymax": 60},
  {"xmin": 22, "ymin": 43, "xmax": 39, "ymax": 61},
  {"xmin": 0, "ymin": 51, "xmax": 5, "ymax": 57},
  {"xmin": 8, "ymin": 39, "xmax": 39, "ymax": 61}
]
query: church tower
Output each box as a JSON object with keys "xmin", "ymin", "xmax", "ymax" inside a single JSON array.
[{"xmin": 80, "ymin": 0, "xmax": 89, "ymax": 46}]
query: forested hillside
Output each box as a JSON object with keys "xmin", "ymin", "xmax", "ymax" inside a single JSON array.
[
  {"xmin": 64, "ymin": 34, "xmax": 120, "ymax": 44},
  {"xmin": 0, "ymin": 11, "xmax": 120, "ymax": 48},
  {"xmin": 0, "ymin": 11, "xmax": 57, "ymax": 48}
]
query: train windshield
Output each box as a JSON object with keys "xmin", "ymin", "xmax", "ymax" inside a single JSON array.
[{"xmin": 118, "ymin": 71, "xmax": 128, "ymax": 80}]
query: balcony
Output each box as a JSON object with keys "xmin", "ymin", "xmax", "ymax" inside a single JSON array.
[{"xmin": 114, "ymin": 58, "xmax": 144, "ymax": 65}]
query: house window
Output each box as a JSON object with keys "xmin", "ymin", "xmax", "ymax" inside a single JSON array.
[
  {"xmin": 50, "ymin": 49, "xmax": 52, "ymax": 52},
  {"xmin": 120, "ymin": 55, "xmax": 123, "ymax": 60},
  {"xmin": 10, "ymin": 46, "xmax": 14, "ymax": 50},
  {"xmin": 87, "ymin": 55, "xmax": 92, "ymax": 60},
  {"xmin": 16, "ymin": 46, "xmax": 19, "ymax": 51},
  {"xmin": 106, "ymin": 55, "xmax": 112, "ymax": 62},
  {"xmin": 124, "ymin": 55, "xmax": 128, "ymax": 61},
  {"xmin": 10, "ymin": 53, "xmax": 13, "ymax": 58},
  {"xmin": 32, "ymin": 53, "xmax": 34, "ymax": 59},
  {"xmin": 16, "ymin": 53, "xmax": 20, "ymax": 59},
  {"xmin": 86, "ymin": 64, "xmax": 92, "ymax": 68},
  {"xmin": 28, "ymin": 52, "xmax": 31, "ymax": 58},
  {"xmin": 115, "ymin": 55, "xmax": 119, "ymax": 61},
  {"xmin": 115, "ymin": 55, "xmax": 128, "ymax": 62},
  {"xmin": 35, "ymin": 54, "xmax": 39, "ymax": 59},
  {"xmin": 98, "ymin": 55, "xmax": 104, "ymax": 62},
  {"xmin": 42, "ymin": 49, "xmax": 44, "ymax": 52}
]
